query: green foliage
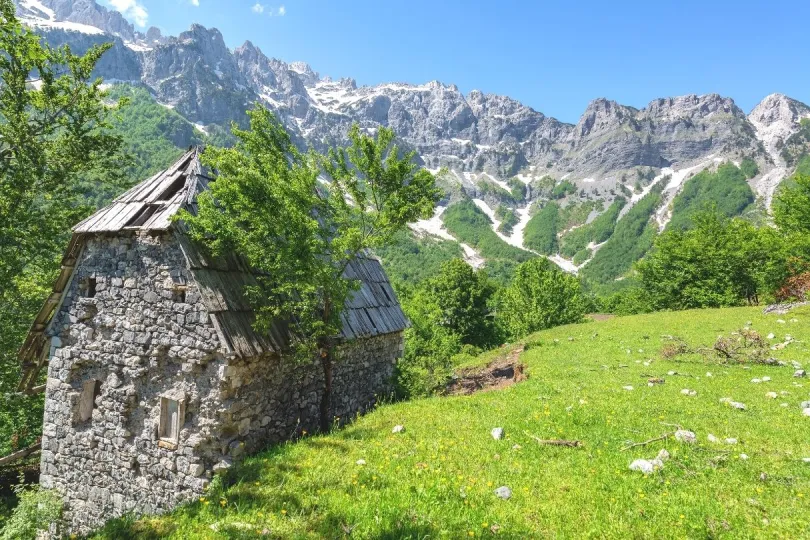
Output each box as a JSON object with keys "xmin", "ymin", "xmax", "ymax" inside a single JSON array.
[
  {"xmin": 560, "ymin": 198, "xmax": 626, "ymax": 257},
  {"xmin": 498, "ymin": 258, "xmax": 585, "ymax": 339},
  {"xmin": 182, "ymin": 108, "xmax": 439, "ymax": 429},
  {"xmin": 397, "ymin": 259, "xmax": 498, "ymax": 397},
  {"xmin": 523, "ymin": 203, "xmax": 559, "ymax": 255},
  {"xmin": 0, "ymin": 487, "xmax": 62, "ymax": 540},
  {"xmin": 442, "ymin": 199, "xmax": 533, "ymax": 262},
  {"xmin": 667, "ymin": 163, "xmax": 755, "ymax": 231},
  {"xmin": 528, "ymin": 175, "xmax": 556, "ymax": 198},
  {"xmin": 495, "ymin": 205, "xmax": 519, "ymax": 235},
  {"xmin": 0, "ymin": 1, "xmax": 124, "ymax": 457},
  {"xmin": 637, "ymin": 212, "xmax": 777, "ymax": 310},
  {"xmin": 558, "ymin": 200, "xmax": 601, "ymax": 230},
  {"xmin": 477, "ymin": 179, "xmax": 515, "ymax": 204},
  {"xmin": 774, "ymin": 174, "xmax": 810, "ymax": 235},
  {"xmin": 572, "ymin": 248, "xmax": 591, "ymax": 266},
  {"xmin": 739, "ymin": 158, "xmax": 759, "ymax": 179},
  {"xmin": 506, "ymin": 177, "xmax": 527, "ymax": 202},
  {"xmin": 375, "ymin": 231, "xmax": 463, "ymax": 286},
  {"xmin": 602, "ymin": 287, "xmax": 654, "ymax": 315},
  {"xmin": 551, "ymin": 180, "xmax": 577, "ymax": 199},
  {"xmin": 580, "ymin": 186, "xmax": 663, "ymax": 285}
]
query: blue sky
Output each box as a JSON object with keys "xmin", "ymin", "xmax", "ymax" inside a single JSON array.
[{"xmin": 109, "ymin": 0, "xmax": 809, "ymax": 124}]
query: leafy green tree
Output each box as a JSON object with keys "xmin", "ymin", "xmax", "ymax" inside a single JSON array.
[
  {"xmin": 774, "ymin": 174, "xmax": 810, "ymax": 235},
  {"xmin": 498, "ymin": 258, "xmax": 586, "ymax": 339},
  {"xmin": 182, "ymin": 107, "xmax": 439, "ymax": 431},
  {"xmin": 523, "ymin": 202, "xmax": 559, "ymax": 254},
  {"xmin": 636, "ymin": 211, "xmax": 773, "ymax": 310},
  {"xmin": 0, "ymin": 0, "xmax": 125, "ymax": 456},
  {"xmin": 423, "ymin": 259, "xmax": 498, "ymax": 348}
]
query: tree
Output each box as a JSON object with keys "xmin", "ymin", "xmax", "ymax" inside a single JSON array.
[
  {"xmin": 0, "ymin": 1, "xmax": 125, "ymax": 456},
  {"xmin": 636, "ymin": 211, "xmax": 773, "ymax": 310},
  {"xmin": 182, "ymin": 107, "xmax": 440, "ymax": 431},
  {"xmin": 423, "ymin": 259, "xmax": 498, "ymax": 349},
  {"xmin": 498, "ymin": 258, "xmax": 586, "ymax": 339},
  {"xmin": 774, "ymin": 174, "xmax": 810, "ymax": 235}
]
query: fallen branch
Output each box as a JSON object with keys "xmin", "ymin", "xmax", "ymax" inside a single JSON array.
[
  {"xmin": 0, "ymin": 442, "xmax": 41, "ymax": 466},
  {"xmin": 524, "ymin": 431, "xmax": 582, "ymax": 448},
  {"xmin": 620, "ymin": 431, "xmax": 676, "ymax": 451}
]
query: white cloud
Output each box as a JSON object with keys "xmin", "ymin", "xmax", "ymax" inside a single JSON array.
[
  {"xmin": 106, "ymin": 0, "xmax": 148, "ymax": 27},
  {"xmin": 277, "ymin": 5, "xmax": 285, "ymax": 15},
  {"xmin": 190, "ymin": 0, "xmax": 199, "ymax": 6},
  {"xmin": 251, "ymin": 3, "xmax": 265, "ymax": 13}
]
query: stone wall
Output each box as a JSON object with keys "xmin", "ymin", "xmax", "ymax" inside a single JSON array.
[
  {"xmin": 216, "ymin": 331, "xmax": 402, "ymax": 458},
  {"xmin": 40, "ymin": 232, "xmax": 225, "ymax": 534},
  {"xmin": 38, "ymin": 231, "xmax": 403, "ymax": 534}
]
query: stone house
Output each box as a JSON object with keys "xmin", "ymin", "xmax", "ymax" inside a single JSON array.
[{"xmin": 16, "ymin": 149, "xmax": 408, "ymax": 534}]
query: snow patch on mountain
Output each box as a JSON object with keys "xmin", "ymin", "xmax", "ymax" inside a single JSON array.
[{"xmin": 409, "ymin": 206, "xmax": 456, "ymax": 241}]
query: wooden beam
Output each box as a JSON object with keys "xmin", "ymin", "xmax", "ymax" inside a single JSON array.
[{"xmin": 0, "ymin": 442, "xmax": 41, "ymax": 467}]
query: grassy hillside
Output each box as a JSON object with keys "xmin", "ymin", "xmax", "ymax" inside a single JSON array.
[
  {"xmin": 97, "ymin": 306, "xmax": 810, "ymax": 538},
  {"xmin": 375, "ymin": 231, "xmax": 464, "ymax": 286},
  {"xmin": 667, "ymin": 163, "xmax": 755, "ymax": 231},
  {"xmin": 580, "ymin": 184, "xmax": 664, "ymax": 286},
  {"xmin": 442, "ymin": 199, "xmax": 534, "ymax": 264}
]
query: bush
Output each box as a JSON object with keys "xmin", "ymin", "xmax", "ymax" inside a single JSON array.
[
  {"xmin": 740, "ymin": 158, "xmax": 759, "ymax": 179},
  {"xmin": 0, "ymin": 488, "xmax": 62, "ymax": 540},
  {"xmin": 495, "ymin": 205, "xmax": 519, "ymax": 235},
  {"xmin": 498, "ymin": 258, "xmax": 586, "ymax": 339},
  {"xmin": 560, "ymin": 198, "xmax": 625, "ymax": 257},
  {"xmin": 551, "ymin": 180, "xmax": 577, "ymax": 200}
]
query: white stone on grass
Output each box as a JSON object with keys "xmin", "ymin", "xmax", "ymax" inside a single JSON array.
[
  {"xmin": 751, "ymin": 378, "xmax": 762, "ymax": 384},
  {"xmin": 356, "ymin": 459, "xmax": 366, "ymax": 466},
  {"xmin": 740, "ymin": 454, "xmax": 749, "ymax": 460},
  {"xmin": 762, "ymin": 376, "xmax": 771, "ymax": 382},
  {"xmin": 765, "ymin": 392, "xmax": 778, "ymax": 399},
  {"xmin": 725, "ymin": 438, "xmax": 738, "ymax": 445},
  {"xmin": 629, "ymin": 459, "xmax": 655, "ymax": 474},
  {"xmin": 795, "ymin": 370, "xmax": 806, "ymax": 378},
  {"xmin": 674, "ymin": 430, "xmax": 697, "ymax": 444},
  {"xmin": 707, "ymin": 434, "xmax": 719, "ymax": 443},
  {"xmin": 494, "ymin": 486, "xmax": 512, "ymax": 500},
  {"xmin": 680, "ymin": 389, "xmax": 697, "ymax": 396},
  {"xmin": 392, "ymin": 425, "xmax": 405, "ymax": 434},
  {"xmin": 491, "ymin": 427, "xmax": 504, "ymax": 440},
  {"xmin": 767, "ymin": 333, "xmax": 776, "ymax": 340},
  {"xmin": 803, "ymin": 408, "xmax": 810, "ymax": 417},
  {"xmin": 623, "ymin": 385, "xmax": 634, "ymax": 391}
]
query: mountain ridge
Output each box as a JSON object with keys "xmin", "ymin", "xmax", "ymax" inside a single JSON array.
[{"xmin": 13, "ymin": 0, "xmax": 810, "ymax": 279}]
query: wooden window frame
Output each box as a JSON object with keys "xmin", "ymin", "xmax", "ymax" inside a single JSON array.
[
  {"xmin": 77, "ymin": 379, "xmax": 102, "ymax": 423},
  {"xmin": 158, "ymin": 396, "xmax": 185, "ymax": 449}
]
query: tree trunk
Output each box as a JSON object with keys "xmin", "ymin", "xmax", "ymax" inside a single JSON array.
[{"xmin": 319, "ymin": 345, "xmax": 333, "ymax": 433}]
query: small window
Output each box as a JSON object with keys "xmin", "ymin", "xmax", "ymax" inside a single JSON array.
[
  {"xmin": 159, "ymin": 397, "xmax": 184, "ymax": 443},
  {"xmin": 172, "ymin": 288, "xmax": 186, "ymax": 303},
  {"xmin": 78, "ymin": 379, "xmax": 101, "ymax": 422},
  {"xmin": 80, "ymin": 277, "xmax": 97, "ymax": 298}
]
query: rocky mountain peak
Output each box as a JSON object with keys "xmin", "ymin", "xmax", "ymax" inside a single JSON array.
[
  {"xmin": 16, "ymin": 0, "xmax": 137, "ymax": 40},
  {"xmin": 575, "ymin": 98, "xmax": 636, "ymax": 137},
  {"xmin": 289, "ymin": 61, "xmax": 319, "ymax": 86},
  {"xmin": 749, "ymin": 93, "xmax": 810, "ymax": 130}
]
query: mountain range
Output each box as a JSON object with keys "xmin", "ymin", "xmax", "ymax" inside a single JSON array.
[{"xmin": 14, "ymin": 0, "xmax": 810, "ymax": 285}]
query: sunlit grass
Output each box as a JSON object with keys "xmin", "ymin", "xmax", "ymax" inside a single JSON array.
[{"xmin": 96, "ymin": 306, "xmax": 810, "ymax": 539}]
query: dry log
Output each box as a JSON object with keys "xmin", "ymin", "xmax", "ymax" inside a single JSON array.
[
  {"xmin": 524, "ymin": 431, "xmax": 583, "ymax": 448},
  {"xmin": 0, "ymin": 442, "xmax": 41, "ymax": 466}
]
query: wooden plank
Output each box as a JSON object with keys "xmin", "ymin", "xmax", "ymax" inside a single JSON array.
[
  {"xmin": 101, "ymin": 203, "xmax": 145, "ymax": 232},
  {"xmin": 0, "ymin": 443, "xmax": 41, "ymax": 466}
]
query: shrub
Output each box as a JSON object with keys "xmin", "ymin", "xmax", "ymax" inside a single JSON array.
[
  {"xmin": 498, "ymin": 258, "xmax": 586, "ymax": 339},
  {"xmin": 0, "ymin": 488, "xmax": 62, "ymax": 540},
  {"xmin": 668, "ymin": 163, "xmax": 755, "ymax": 231}
]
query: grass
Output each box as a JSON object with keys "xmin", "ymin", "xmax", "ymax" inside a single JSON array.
[{"xmin": 96, "ymin": 306, "xmax": 810, "ymax": 538}]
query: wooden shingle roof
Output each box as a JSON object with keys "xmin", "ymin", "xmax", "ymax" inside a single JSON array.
[{"xmin": 18, "ymin": 150, "xmax": 408, "ymax": 391}]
